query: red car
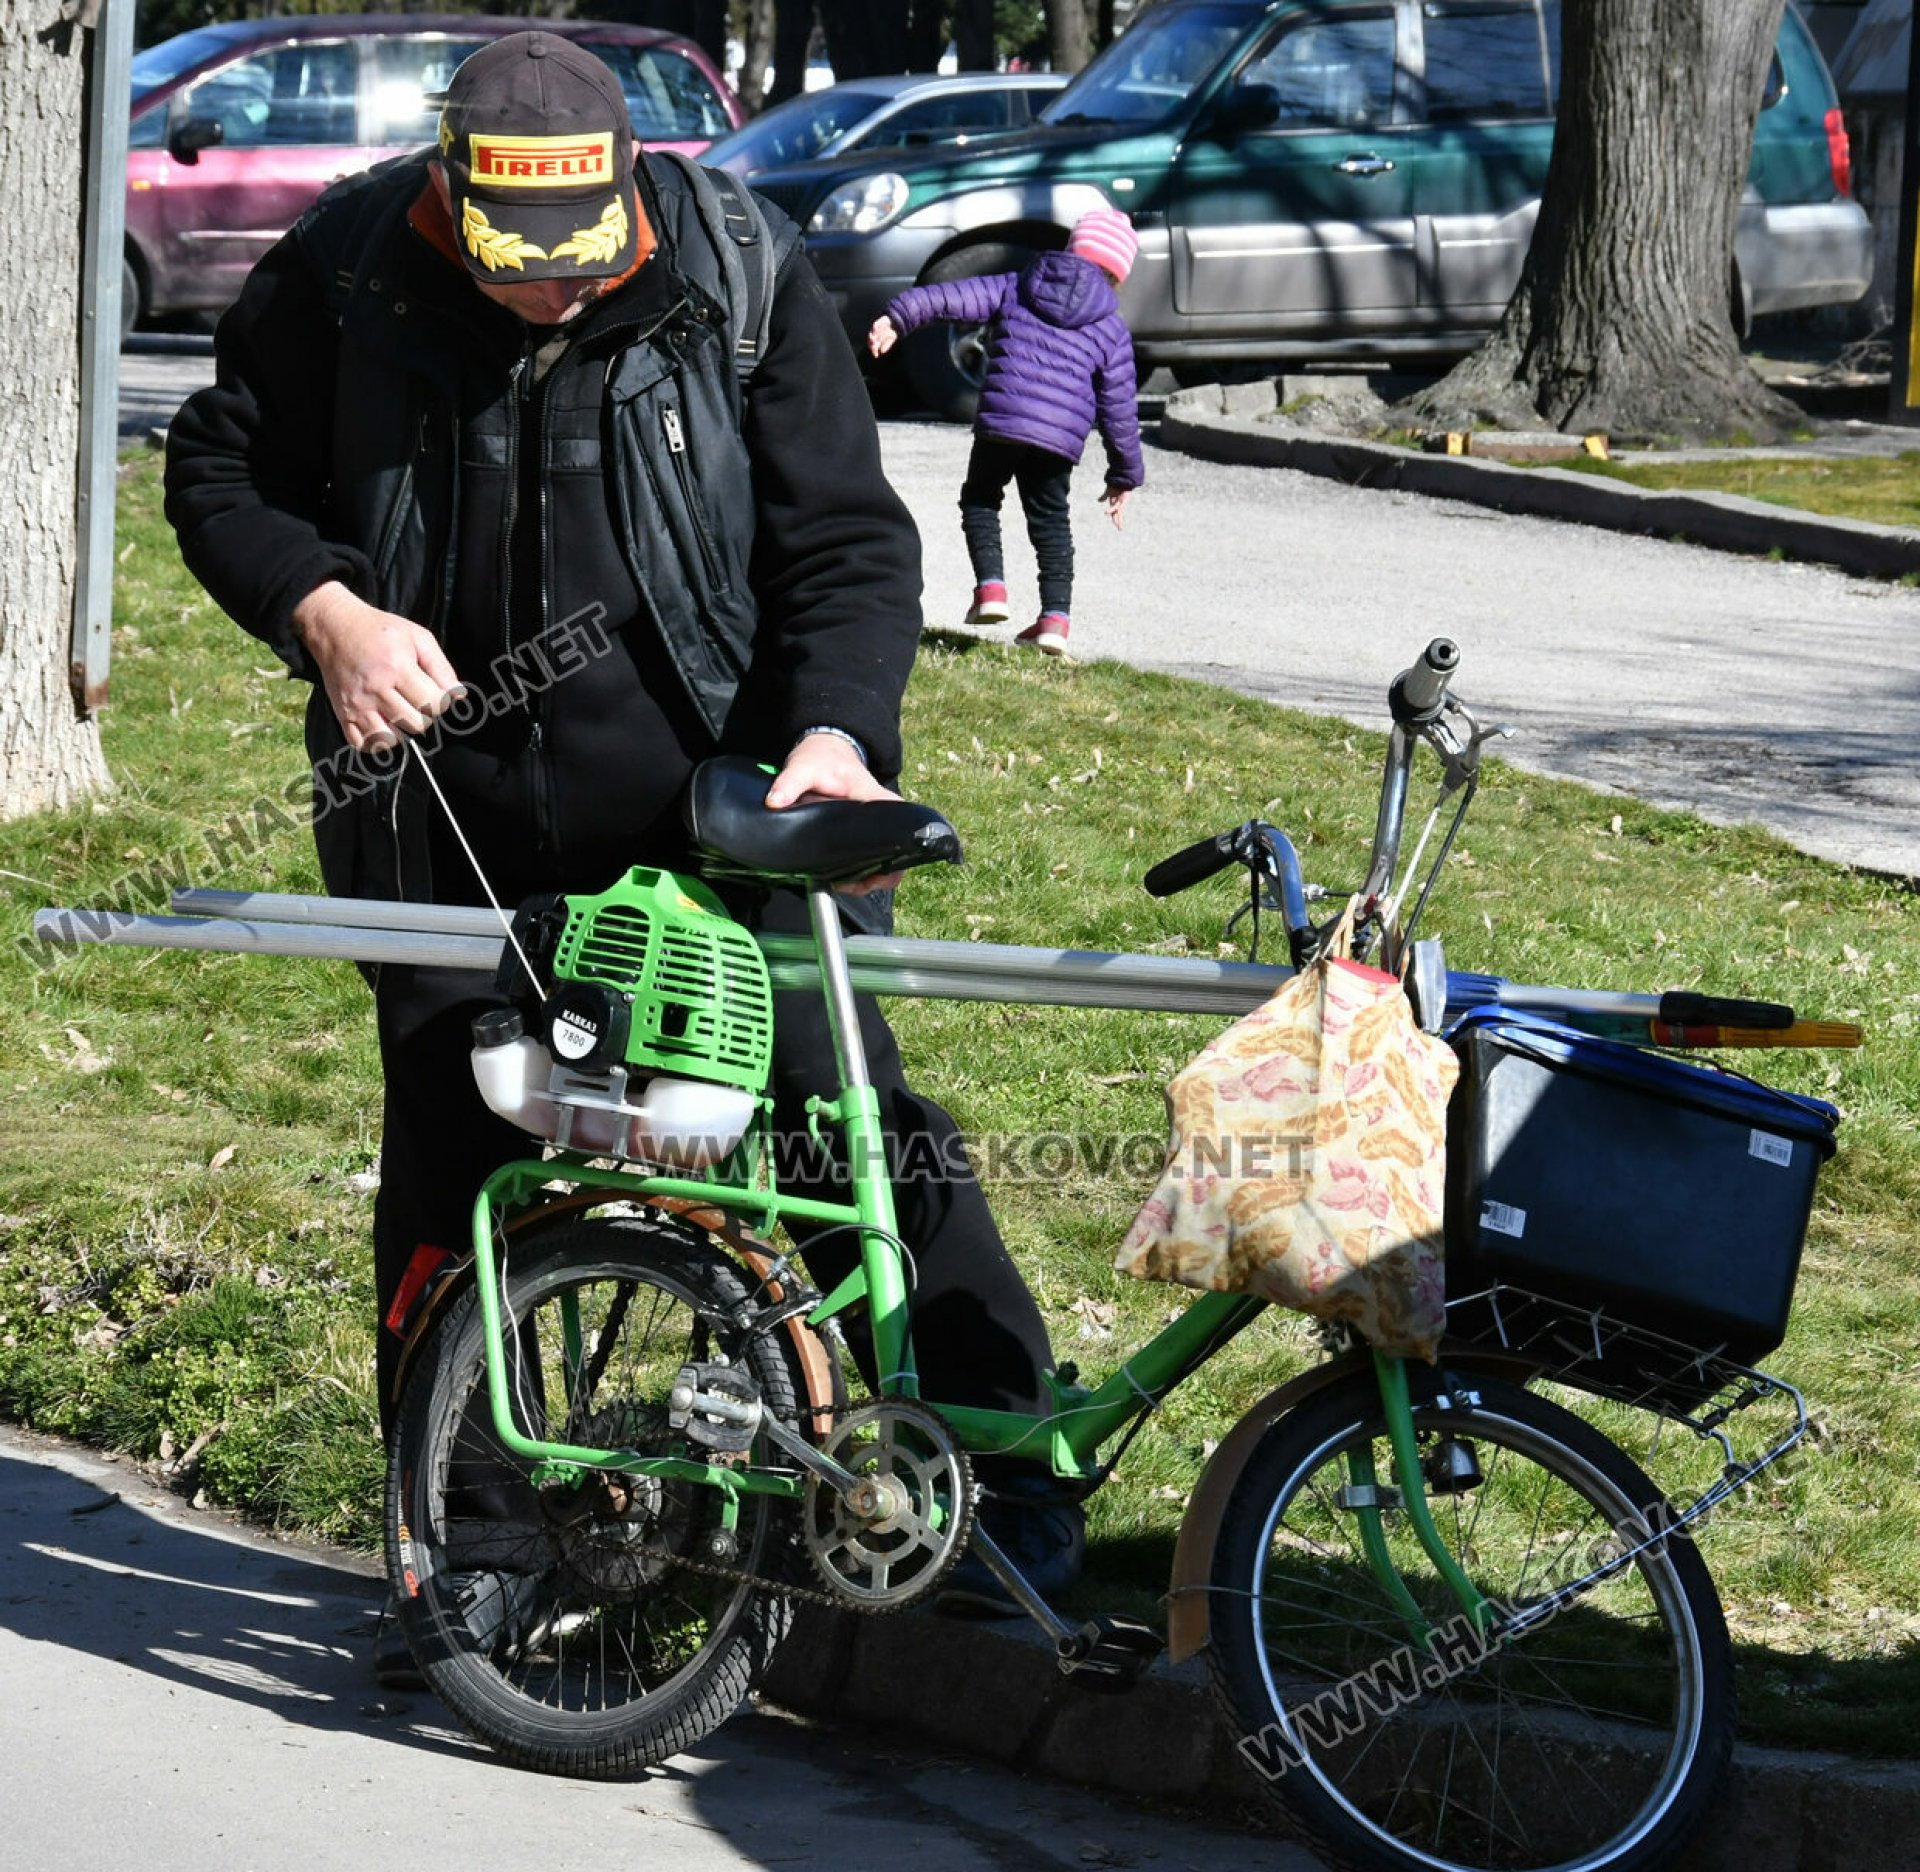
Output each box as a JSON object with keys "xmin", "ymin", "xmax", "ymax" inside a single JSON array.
[{"xmin": 126, "ymin": 16, "xmax": 742, "ymax": 332}]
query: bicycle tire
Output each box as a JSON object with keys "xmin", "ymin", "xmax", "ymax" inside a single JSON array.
[
  {"xmin": 385, "ymin": 1215, "xmax": 803, "ymax": 1778},
  {"xmin": 1207, "ymin": 1372, "xmax": 1733, "ymax": 1872}
]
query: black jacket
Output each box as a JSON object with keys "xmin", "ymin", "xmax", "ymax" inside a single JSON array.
[{"xmin": 165, "ymin": 151, "xmax": 922, "ymax": 904}]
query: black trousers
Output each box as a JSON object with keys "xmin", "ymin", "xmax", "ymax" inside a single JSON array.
[
  {"xmin": 370, "ymin": 884, "xmax": 1056, "ymax": 1441},
  {"xmin": 959, "ymin": 435, "xmax": 1077, "ymax": 617}
]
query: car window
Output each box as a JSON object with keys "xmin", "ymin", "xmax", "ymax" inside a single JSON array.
[
  {"xmin": 369, "ymin": 37, "xmax": 491, "ymax": 147},
  {"xmin": 1421, "ymin": 2, "xmax": 1553, "ymax": 121},
  {"xmin": 1244, "ymin": 15, "xmax": 1399, "ymax": 129},
  {"xmin": 593, "ymin": 43, "xmax": 734, "ymax": 140},
  {"xmin": 1040, "ymin": 2, "xmax": 1247, "ymax": 129},
  {"xmin": 128, "ymin": 103, "xmax": 166, "ymax": 149},
  {"xmin": 706, "ymin": 88, "xmax": 890, "ymax": 169},
  {"xmin": 884, "ymin": 91, "xmax": 1015, "ymax": 142},
  {"xmin": 181, "ymin": 42, "xmax": 357, "ymax": 148},
  {"xmin": 1012, "ymin": 83, "xmax": 1058, "ymax": 125}
]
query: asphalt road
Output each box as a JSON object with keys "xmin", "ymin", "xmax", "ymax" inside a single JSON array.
[
  {"xmin": 0, "ymin": 1424, "xmax": 1321, "ymax": 1872},
  {"xmin": 121, "ymin": 343, "xmax": 1920, "ymax": 879}
]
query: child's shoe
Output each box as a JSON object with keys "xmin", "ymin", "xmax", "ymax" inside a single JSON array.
[
  {"xmin": 964, "ymin": 582, "xmax": 1010, "ymax": 627},
  {"xmin": 1015, "ymin": 612, "xmax": 1070, "ymax": 657}
]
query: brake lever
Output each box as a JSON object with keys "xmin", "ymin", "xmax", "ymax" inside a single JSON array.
[{"xmin": 1419, "ymin": 694, "xmax": 1514, "ymax": 798}]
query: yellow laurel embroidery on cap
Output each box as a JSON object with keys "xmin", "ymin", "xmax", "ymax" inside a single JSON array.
[
  {"xmin": 437, "ymin": 113, "xmax": 454, "ymax": 157},
  {"xmin": 467, "ymin": 130, "xmax": 614, "ymax": 189},
  {"xmin": 461, "ymin": 201, "xmax": 548, "ymax": 272},
  {"xmin": 550, "ymin": 196, "xmax": 629, "ymax": 267}
]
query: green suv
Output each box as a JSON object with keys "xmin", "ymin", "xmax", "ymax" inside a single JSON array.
[{"xmin": 747, "ymin": 0, "xmax": 1868, "ymax": 417}]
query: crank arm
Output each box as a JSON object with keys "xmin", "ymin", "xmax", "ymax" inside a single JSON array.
[
  {"xmin": 968, "ymin": 1525, "xmax": 1076, "ymax": 1643},
  {"xmin": 757, "ymin": 1412, "xmax": 869, "ymax": 1498}
]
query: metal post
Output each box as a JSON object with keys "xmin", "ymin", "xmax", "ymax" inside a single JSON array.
[{"xmin": 71, "ymin": 0, "xmax": 136, "ymax": 715}]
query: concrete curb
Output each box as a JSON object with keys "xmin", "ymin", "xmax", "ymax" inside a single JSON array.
[
  {"xmin": 1159, "ymin": 384, "xmax": 1920, "ymax": 584},
  {"xmin": 763, "ymin": 1603, "xmax": 1920, "ymax": 1871}
]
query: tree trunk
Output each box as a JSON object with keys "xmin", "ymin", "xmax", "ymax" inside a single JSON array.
[
  {"xmin": 1047, "ymin": 0, "xmax": 1094, "ymax": 73},
  {"xmin": 954, "ymin": 0, "xmax": 995, "ymax": 71},
  {"xmin": 0, "ymin": 5, "xmax": 111, "ymax": 820},
  {"xmin": 1401, "ymin": 0, "xmax": 1799, "ymax": 444},
  {"xmin": 767, "ymin": 0, "xmax": 814, "ymax": 104},
  {"xmin": 904, "ymin": 0, "xmax": 944, "ymax": 73},
  {"xmin": 738, "ymin": 0, "xmax": 775, "ymax": 113}
]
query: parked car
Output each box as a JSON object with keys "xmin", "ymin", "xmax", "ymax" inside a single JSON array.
[
  {"xmin": 703, "ymin": 71, "xmax": 1066, "ymax": 178},
  {"xmin": 744, "ymin": 0, "xmax": 1871, "ymax": 418},
  {"xmin": 125, "ymin": 16, "xmax": 742, "ymax": 332}
]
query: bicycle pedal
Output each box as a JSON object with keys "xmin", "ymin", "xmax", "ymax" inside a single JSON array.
[{"xmin": 1055, "ymin": 1614, "xmax": 1163, "ymax": 1692}]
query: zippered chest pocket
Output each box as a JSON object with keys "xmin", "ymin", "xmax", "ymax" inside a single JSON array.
[{"xmin": 605, "ymin": 346, "xmax": 750, "ymax": 614}]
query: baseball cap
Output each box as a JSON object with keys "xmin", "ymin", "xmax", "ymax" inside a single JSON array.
[
  {"xmin": 1068, "ymin": 208, "xmax": 1139, "ymax": 284},
  {"xmin": 438, "ymin": 32, "xmax": 641, "ymax": 283}
]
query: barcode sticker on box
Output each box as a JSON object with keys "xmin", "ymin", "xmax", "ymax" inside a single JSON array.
[
  {"xmin": 1481, "ymin": 1200, "xmax": 1527, "ymax": 1238},
  {"xmin": 1749, "ymin": 1130, "xmax": 1794, "ymax": 1167}
]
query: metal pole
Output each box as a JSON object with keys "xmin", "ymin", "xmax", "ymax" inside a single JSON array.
[
  {"xmin": 30, "ymin": 909, "xmax": 504, "ymax": 974},
  {"xmin": 71, "ymin": 0, "xmax": 136, "ymax": 715},
  {"xmin": 168, "ymin": 886, "xmax": 1293, "ymax": 1013}
]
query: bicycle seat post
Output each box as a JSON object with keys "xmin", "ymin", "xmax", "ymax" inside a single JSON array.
[{"xmin": 804, "ymin": 885, "xmax": 913, "ymax": 1392}]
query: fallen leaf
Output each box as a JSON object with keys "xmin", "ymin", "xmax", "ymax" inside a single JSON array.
[{"xmin": 208, "ymin": 1144, "xmax": 237, "ymax": 1172}]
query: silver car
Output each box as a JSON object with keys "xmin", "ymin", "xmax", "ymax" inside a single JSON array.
[{"xmin": 703, "ymin": 71, "xmax": 1066, "ymax": 179}]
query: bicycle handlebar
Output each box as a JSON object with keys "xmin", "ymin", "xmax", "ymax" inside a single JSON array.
[
  {"xmin": 1143, "ymin": 829, "xmax": 1242, "ymax": 898},
  {"xmin": 1390, "ymin": 637, "xmax": 1460, "ymax": 724}
]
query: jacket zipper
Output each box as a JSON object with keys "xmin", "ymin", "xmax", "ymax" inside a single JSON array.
[
  {"xmin": 371, "ymin": 415, "xmax": 424, "ymax": 585},
  {"xmin": 499, "ymin": 351, "xmax": 530, "ymax": 665},
  {"xmin": 661, "ymin": 404, "xmax": 724, "ymax": 589}
]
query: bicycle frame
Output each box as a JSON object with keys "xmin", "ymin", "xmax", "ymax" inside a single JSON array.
[{"xmin": 467, "ymin": 874, "xmax": 1491, "ymax": 1631}]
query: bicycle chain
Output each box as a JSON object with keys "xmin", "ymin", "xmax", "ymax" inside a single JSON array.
[{"xmin": 570, "ymin": 1406, "xmax": 900, "ymax": 1613}]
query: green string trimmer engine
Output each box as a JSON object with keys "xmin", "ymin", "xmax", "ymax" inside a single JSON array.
[{"xmin": 470, "ymin": 867, "xmax": 775, "ymax": 1169}]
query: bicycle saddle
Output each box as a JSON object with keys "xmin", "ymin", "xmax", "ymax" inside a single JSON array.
[{"xmin": 684, "ymin": 756, "xmax": 963, "ymax": 885}]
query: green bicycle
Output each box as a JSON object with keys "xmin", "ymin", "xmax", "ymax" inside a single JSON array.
[{"xmin": 374, "ymin": 640, "xmax": 1830, "ymax": 1872}]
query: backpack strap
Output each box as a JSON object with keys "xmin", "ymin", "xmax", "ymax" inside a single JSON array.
[{"xmin": 651, "ymin": 149, "xmax": 791, "ymax": 385}]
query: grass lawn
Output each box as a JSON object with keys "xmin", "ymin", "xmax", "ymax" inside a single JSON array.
[
  {"xmin": 4, "ymin": 455, "xmax": 1918, "ymax": 1755},
  {"xmin": 1563, "ymin": 450, "xmax": 1920, "ymax": 533}
]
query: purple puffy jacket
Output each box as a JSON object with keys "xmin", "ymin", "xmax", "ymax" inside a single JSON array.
[{"xmin": 884, "ymin": 252, "xmax": 1145, "ymax": 489}]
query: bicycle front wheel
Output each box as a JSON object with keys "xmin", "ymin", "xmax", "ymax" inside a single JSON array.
[
  {"xmin": 1208, "ymin": 1373, "xmax": 1733, "ymax": 1872},
  {"xmin": 386, "ymin": 1216, "xmax": 802, "ymax": 1778}
]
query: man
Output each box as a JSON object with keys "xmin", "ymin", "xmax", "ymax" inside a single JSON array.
[{"xmin": 163, "ymin": 32, "xmax": 1078, "ymax": 1656}]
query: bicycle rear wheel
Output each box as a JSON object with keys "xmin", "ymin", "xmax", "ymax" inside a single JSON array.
[
  {"xmin": 1208, "ymin": 1372, "xmax": 1732, "ymax": 1872},
  {"xmin": 386, "ymin": 1216, "xmax": 801, "ymax": 1777}
]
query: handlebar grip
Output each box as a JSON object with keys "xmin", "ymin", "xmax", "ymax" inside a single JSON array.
[
  {"xmin": 1143, "ymin": 830, "xmax": 1241, "ymax": 898},
  {"xmin": 1658, "ymin": 991, "xmax": 1795, "ymax": 1030},
  {"xmin": 1391, "ymin": 637, "xmax": 1461, "ymax": 722}
]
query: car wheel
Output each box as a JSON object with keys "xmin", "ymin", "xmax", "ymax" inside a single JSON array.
[
  {"xmin": 120, "ymin": 254, "xmax": 141, "ymax": 340},
  {"xmin": 902, "ymin": 241, "xmax": 1040, "ymax": 424}
]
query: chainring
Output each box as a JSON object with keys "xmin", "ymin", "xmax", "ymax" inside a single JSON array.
[{"xmin": 802, "ymin": 1399, "xmax": 973, "ymax": 1612}]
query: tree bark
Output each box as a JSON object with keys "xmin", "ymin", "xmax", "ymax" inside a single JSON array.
[
  {"xmin": 818, "ymin": 0, "xmax": 913, "ymax": 78},
  {"xmin": 767, "ymin": 0, "xmax": 814, "ymax": 104},
  {"xmin": 0, "ymin": 4, "xmax": 111, "ymax": 820},
  {"xmin": 738, "ymin": 0, "xmax": 775, "ymax": 113},
  {"xmin": 1047, "ymin": 0, "xmax": 1094, "ymax": 73},
  {"xmin": 1401, "ymin": 0, "xmax": 1799, "ymax": 444},
  {"xmin": 954, "ymin": 0, "xmax": 995, "ymax": 71}
]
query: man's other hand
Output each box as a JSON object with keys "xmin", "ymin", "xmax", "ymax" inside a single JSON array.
[
  {"xmin": 867, "ymin": 315, "xmax": 899, "ymax": 358},
  {"xmin": 766, "ymin": 731, "xmax": 904, "ymax": 894},
  {"xmin": 293, "ymin": 581, "xmax": 465, "ymax": 753}
]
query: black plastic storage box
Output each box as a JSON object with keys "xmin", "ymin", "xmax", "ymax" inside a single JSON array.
[{"xmin": 1444, "ymin": 1011, "xmax": 1839, "ymax": 1381}]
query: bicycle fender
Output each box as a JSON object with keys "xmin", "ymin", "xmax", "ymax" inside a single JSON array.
[{"xmin": 1165, "ymin": 1341, "xmax": 1545, "ymax": 1665}]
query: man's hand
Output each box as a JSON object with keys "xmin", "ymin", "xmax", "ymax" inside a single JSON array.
[
  {"xmin": 867, "ymin": 314, "xmax": 899, "ymax": 358},
  {"xmin": 1102, "ymin": 485, "xmax": 1134, "ymax": 531},
  {"xmin": 766, "ymin": 731, "xmax": 904, "ymax": 894},
  {"xmin": 292, "ymin": 581, "xmax": 464, "ymax": 753}
]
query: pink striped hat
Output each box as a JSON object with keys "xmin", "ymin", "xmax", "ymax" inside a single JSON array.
[{"xmin": 1068, "ymin": 208, "xmax": 1139, "ymax": 284}]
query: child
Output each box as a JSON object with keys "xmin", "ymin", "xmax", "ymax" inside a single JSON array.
[{"xmin": 868, "ymin": 208, "xmax": 1144, "ymax": 657}]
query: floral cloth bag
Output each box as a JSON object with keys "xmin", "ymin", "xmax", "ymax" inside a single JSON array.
[{"xmin": 1115, "ymin": 937, "xmax": 1459, "ymax": 1360}]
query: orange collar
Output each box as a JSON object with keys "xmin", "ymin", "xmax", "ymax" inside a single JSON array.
[{"xmin": 407, "ymin": 178, "xmax": 656, "ymax": 296}]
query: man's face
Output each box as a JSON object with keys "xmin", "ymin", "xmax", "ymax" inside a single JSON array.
[{"xmin": 431, "ymin": 147, "xmax": 637, "ymax": 326}]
